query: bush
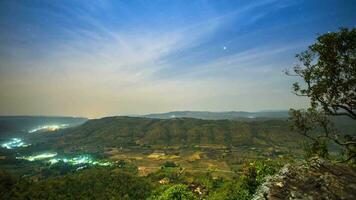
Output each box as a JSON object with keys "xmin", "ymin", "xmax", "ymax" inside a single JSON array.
[
  {"xmin": 240, "ymin": 160, "xmax": 280, "ymax": 194},
  {"xmin": 163, "ymin": 161, "xmax": 178, "ymax": 168},
  {"xmin": 149, "ymin": 184, "xmax": 198, "ymax": 200},
  {"xmin": 208, "ymin": 160, "xmax": 282, "ymax": 200},
  {"xmin": 208, "ymin": 180, "xmax": 251, "ymax": 200},
  {"xmin": 302, "ymin": 139, "xmax": 329, "ymax": 159},
  {"xmin": 0, "ymin": 170, "xmax": 17, "ymax": 198}
]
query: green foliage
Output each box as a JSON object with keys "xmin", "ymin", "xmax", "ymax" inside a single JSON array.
[
  {"xmin": 149, "ymin": 184, "xmax": 198, "ymax": 200},
  {"xmin": 0, "ymin": 170, "xmax": 17, "ymax": 198},
  {"xmin": 5, "ymin": 168, "xmax": 152, "ymax": 200},
  {"xmin": 302, "ymin": 139, "xmax": 329, "ymax": 159},
  {"xmin": 289, "ymin": 28, "xmax": 356, "ymax": 163},
  {"xmin": 289, "ymin": 108, "xmax": 331, "ymax": 159},
  {"xmin": 117, "ymin": 160, "xmax": 139, "ymax": 175},
  {"xmin": 341, "ymin": 135, "xmax": 356, "ymax": 166},
  {"xmin": 290, "ymin": 28, "xmax": 356, "ymax": 119},
  {"xmin": 1, "ymin": 158, "xmax": 284, "ymax": 200},
  {"xmin": 147, "ymin": 184, "xmax": 171, "ymax": 200},
  {"xmin": 193, "ymin": 172, "xmax": 223, "ymax": 192},
  {"xmin": 147, "ymin": 167, "xmax": 193, "ymax": 186},
  {"xmin": 208, "ymin": 180, "xmax": 251, "ymax": 200},
  {"xmin": 208, "ymin": 160, "xmax": 282, "ymax": 200},
  {"xmin": 162, "ymin": 161, "xmax": 178, "ymax": 168},
  {"xmin": 240, "ymin": 160, "xmax": 281, "ymax": 195}
]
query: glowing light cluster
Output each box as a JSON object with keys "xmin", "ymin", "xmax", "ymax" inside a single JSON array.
[
  {"xmin": 16, "ymin": 152, "xmax": 112, "ymax": 168},
  {"xmin": 48, "ymin": 155, "xmax": 112, "ymax": 166},
  {"xmin": 17, "ymin": 152, "xmax": 58, "ymax": 161},
  {"xmin": 28, "ymin": 124, "xmax": 69, "ymax": 133},
  {"xmin": 1, "ymin": 138, "xmax": 30, "ymax": 149}
]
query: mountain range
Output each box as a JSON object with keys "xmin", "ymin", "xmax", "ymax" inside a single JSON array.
[{"xmin": 141, "ymin": 111, "xmax": 290, "ymax": 120}]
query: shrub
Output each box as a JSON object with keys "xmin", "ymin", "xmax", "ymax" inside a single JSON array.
[{"xmin": 149, "ymin": 184, "xmax": 198, "ymax": 200}]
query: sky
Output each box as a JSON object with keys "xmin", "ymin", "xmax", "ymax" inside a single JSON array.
[{"xmin": 0, "ymin": 0, "xmax": 355, "ymax": 118}]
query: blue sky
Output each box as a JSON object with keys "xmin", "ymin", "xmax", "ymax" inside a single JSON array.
[{"xmin": 0, "ymin": 0, "xmax": 355, "ymax": 118}]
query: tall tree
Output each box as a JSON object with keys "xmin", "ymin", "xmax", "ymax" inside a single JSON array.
[{"xmin": 288, "ymin": 28, "xmax": 356, "ymax": 162}]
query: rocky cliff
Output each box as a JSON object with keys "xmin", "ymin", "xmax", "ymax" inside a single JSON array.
[{"xmin": 253, "ymin": 157, "xmax": 356, "ymax": 200}]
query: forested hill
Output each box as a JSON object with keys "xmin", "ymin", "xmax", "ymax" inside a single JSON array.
[
  {"xmin": 48, "ymin": 117, "xmax": 302, "ymax": 152},
  {"xmin": 33, "ymin": 116, "xmax": 356, "ymax": 153}
]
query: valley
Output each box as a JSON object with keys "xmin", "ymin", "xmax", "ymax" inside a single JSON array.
[
  {"xmin": 1, "ymin": 2, "xmax": 355, "ymax": 198},
  {"xmin": 1, "ymin": 115, "xmax": 354, "ymax": 179}
]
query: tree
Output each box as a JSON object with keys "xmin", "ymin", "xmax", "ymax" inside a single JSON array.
[
  {"xmin": 288, "ymin": 28, "xmax": 356, "ymax": 163},
  {"xmin": 151, "ymin": 184, "xmax": 198, "ymax": 200},
  {"xmin": 0, "ymin": 170, "xmax": 17, "ymax": 199},
  {"xmin": 6, "ymin": 168, "xmax": 153, "ymax": 199},
  {"xmin": 289, "ymin": 108, "xmax": 330, "ymax": 159}
]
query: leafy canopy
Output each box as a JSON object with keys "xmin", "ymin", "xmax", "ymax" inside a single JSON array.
[
  {"xmin": 289, "ymin": 28, "xmax": 356, "ymax": 163},
  {"xmin": 291, "ymin": 28, "xmax": 356, "ymax": 119}
]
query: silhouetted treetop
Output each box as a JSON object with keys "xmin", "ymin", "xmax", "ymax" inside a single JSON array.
[{"xmin": 290, "ymin": 28, "xmax": 356, "ymax": 119}]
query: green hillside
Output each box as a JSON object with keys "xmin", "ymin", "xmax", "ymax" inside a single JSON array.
[
  {"xmin": 40, "ymin": 116, "xmax": 353, "ymax": 152},
  {"xmin": 41, "ymin": 117, "xmax": 302, "ymax": 153}
]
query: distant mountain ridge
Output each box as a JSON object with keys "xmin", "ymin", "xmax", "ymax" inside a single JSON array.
[
  {"xmin": 0, "ymin": 116, "xmax": 87, "ymax": 135},
  {"xmin": 142, "ymin": 111, "xmax": 290, "ymax": 120}
]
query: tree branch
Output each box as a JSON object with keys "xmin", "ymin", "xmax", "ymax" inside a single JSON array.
[
  {"xmin": 338, "ymin": 154, "xmax": 356, "ymax": 163},
  {"xmin": 331, "ymin": 104, "xmax": 356, "ymax": 119}
]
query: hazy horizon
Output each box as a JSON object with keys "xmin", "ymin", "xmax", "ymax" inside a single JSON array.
[
  {"xmin": 0, "ymin": 109, "xmax": 291, "ymax": 119},
  {"xmin": 1, "ymin": 0, "xmax": 355, "ymax": 118}
]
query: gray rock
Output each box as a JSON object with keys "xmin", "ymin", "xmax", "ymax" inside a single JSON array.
[{"xmin": 253, "ymin": 157, "xmax": 356, "ymax": 200}]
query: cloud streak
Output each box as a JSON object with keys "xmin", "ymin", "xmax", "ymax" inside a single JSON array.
[{"xmin": 1, "ymin": 0, "xmax": 353, "ymax": 117}]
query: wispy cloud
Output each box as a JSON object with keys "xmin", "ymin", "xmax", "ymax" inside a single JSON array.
[{"xmin": 2, "ymin": 0, "xmax": 345, "ymax": 117}]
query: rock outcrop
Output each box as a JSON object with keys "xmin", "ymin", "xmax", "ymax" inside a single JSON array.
[{"xmin": 253, "ymin": 157, "xmax": 356, "ymax": 200}]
